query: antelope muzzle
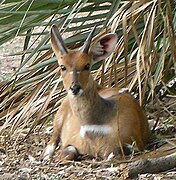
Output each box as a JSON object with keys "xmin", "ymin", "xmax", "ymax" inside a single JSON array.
[{"xmin": 70, "ymin": 83, "xmax": 81, "ymax": 95}]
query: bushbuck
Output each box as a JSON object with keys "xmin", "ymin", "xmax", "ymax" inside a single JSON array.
[{"xmin": 42, "ymin": 25, "xmax": 150, "ymax": 161}]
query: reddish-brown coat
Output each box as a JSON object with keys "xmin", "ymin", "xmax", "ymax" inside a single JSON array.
[{"xmin": 42, "ymin": 25, "xmax": 151, "ymax": 161}]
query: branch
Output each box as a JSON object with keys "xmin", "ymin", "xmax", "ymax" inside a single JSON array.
[{"xmin": 127, "ymin": 152, "xmax": 176, "ymax": 178}]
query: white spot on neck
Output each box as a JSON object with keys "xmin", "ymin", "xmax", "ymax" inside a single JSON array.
[{"xmin": 80, "ymin": 124, "xmax": 112, "ymax": 138}]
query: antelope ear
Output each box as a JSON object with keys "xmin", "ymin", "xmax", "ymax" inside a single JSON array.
[
  {"xmin": 50, "ymin": 25, "xmax": 68, "ymax": 59},
  {"xmin": 90, "ymin": 33, "xmax": 117, "ymax": 62}
]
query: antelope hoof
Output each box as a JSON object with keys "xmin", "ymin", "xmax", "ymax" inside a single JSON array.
[
  {"xmin": 41, "ymin": 144, "xmax": 56, "ymax": 161},
  {"xmin": 61, "ymin": 145, "xmax": 78, "ymax": 160}
]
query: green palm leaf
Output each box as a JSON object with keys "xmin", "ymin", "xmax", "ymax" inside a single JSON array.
[{"xmin": 0, "ymin": 0, "xmax": 175, "ymax": 137}]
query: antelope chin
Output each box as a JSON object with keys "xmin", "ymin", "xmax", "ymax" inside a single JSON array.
[{"xmin": 68, "ymin": 89, "xmax": 84, "ymax": 97}]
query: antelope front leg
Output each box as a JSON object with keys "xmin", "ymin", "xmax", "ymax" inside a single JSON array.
[
  {"xmin": 60, "ymin": 145, "xmax": 79, "ymax": 160},
  {"xmin": 42, "ymin": 111, "xmax": 63, "ymax": 161}
]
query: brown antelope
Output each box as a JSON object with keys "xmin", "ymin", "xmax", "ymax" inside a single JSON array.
[{"xmin": 42, "ymin": 25, "xmax": 151, "ymax": 161}]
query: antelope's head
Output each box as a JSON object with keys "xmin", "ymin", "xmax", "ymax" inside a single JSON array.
[{"xmin": 51, "ymin": 25, "xmax": 117, "ymax": 96}]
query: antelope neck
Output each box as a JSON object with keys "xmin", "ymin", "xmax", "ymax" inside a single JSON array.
[{"xmin": 68, "ymin": 79, "xmax": 117, "ymax": 125}]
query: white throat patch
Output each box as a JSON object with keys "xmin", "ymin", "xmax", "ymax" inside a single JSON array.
[
  {"xmin": 80, "ymin": 124, "xmax": 112, "ymax": 138},
  {"xmin": 68, "ymin": 89, "xmax": 84, "ymax": 97}
]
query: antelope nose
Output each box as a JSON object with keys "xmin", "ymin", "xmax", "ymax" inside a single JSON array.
[{"xmin": 70, "ymin": 84, "xmax": 81, "ymax": 95}]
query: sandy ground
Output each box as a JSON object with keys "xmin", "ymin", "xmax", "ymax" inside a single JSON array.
[{"xmin": 0, "ymin": 37, "xmax": 23, "ymax": 82}]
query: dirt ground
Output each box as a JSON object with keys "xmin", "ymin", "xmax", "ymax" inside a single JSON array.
[
  {"xmin": 0, "ymin": 118, "xmax": 175, "ymax": 180},
  {"xmin": 0, "ymin": 37, "xmax": 23, "ymax": 82},
  {"xmin": 0, "ymin": 37, "xmax": 176, "ymax": 179}
]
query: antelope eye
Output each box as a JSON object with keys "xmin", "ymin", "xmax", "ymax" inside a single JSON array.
[
  {"xmin": 60, "ymin": 65, "xmax": 66, "ymax": 71},
  {"xmin": 84, "ymin": 63, "xmax": 90, "ymax": 71}
]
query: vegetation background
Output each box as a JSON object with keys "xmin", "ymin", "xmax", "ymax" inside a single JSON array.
[{"xmin": 0, "ymin": 0, "xmax": 175, "ymax": 179}]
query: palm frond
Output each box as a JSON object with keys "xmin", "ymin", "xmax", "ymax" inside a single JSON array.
[{"xmin": 0, "ymin": 0, "xmax": 176, "ymax": 137}]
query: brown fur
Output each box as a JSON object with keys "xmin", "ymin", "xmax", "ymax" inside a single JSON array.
[
  {"xmin": 42, "ymin": 26, "xmax": 151, "ymax": 161},
  {"xmin": 43, "ymin": 76, "xmax": 150, "ymax": 159}
]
